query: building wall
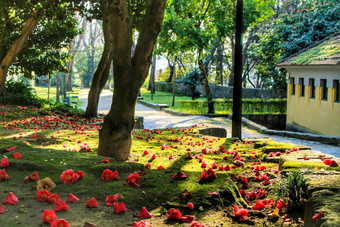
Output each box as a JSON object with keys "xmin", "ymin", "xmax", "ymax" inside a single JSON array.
[{"xmin": 286, "ymin": 66, "xmax": 340, "ymax": 136}]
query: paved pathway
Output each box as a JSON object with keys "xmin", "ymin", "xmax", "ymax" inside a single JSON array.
[{"xmin": 79, "ymin": 89, "xmax": 340, "ymax": 157}]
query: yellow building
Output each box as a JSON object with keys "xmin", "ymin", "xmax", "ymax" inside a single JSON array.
[{"xmin": 278, "ymin": 34, "xmax": 340, "ymax": 137}]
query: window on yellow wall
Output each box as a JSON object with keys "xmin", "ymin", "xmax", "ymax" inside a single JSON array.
[
  {"xmin": 321, "ymin": 79, "xmax": 327, "ymax": 100},
  {"xmin": 290, "ymin": 78, "xmax": 295, "ymax": 95},
  {"xmin": 309, "ymin": 78, "xmax": 315, "ymax": 98},
  {"xmin": 334, "ymin": 80, "xmax": 340, "ymax": 102},
  {"xmin": 299, "ymin": 78, "xmax": 304, "ymax": 97}
]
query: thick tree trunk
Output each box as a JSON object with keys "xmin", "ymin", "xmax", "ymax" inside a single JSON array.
[
  {"xmin": 98, "ymin": 0, "xmax": 166, "ymax": 161},
  {"xmin": 198, "ymin": 50, "xmax": 214, "ymax": 114},
  {"xmin": 85, "ymin": 12, "xmax": 112, "ymax": 118},
  {"xmin": 0, "ymin": 10, "xmax": 42, "ymax": 95}
]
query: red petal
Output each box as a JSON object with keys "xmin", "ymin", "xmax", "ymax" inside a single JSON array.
[
  {"xmin": 114, "ymin": 202, "xmax": 127, "ymax": 213},
  {"xmin": 54, "ymin": 200, "xmax": 69, "ymax": 211},
  {"xmin": 180, "ymin": 215, "xmax": 195, "ymax": 223},
  {"xmin": 137, "ymin": 207, "xmax": 152, "ymax": 219},
  {"xmin": 3, "ymin": 192, "xmax": 18, "ymax": 205},
  {"xmin": 66, "ymin": 193, "xmax": 79, "ymax": 203}
]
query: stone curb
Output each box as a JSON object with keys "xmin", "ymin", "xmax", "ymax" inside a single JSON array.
[{"xmin": 137, "ymin": 99, "xmax": 340, "ymax": 146}]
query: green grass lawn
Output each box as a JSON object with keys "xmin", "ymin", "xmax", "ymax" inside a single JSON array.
[
  {"xmin": 33, "ymin": 86, "xmax": 80, "ymax": 105},
  {"xmin": 140, "ymin": 88, "xmax": 206, "ymax": 114}
]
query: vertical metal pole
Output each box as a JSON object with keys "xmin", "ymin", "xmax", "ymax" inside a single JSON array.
[{"xmin": 232, "ymin": 0, "xmax": 243, "ymax": 138}]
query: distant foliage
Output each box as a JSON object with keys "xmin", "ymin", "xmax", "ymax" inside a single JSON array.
[{"xmin": 250, "ymin": 0, "xmax": 340, "ymax": 89}]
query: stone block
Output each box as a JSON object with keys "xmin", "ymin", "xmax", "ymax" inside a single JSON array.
[
  {"xmin": 134, "ymin": 116, "xmax": 144, "ymax": 129},
  {"xmin": 199, "ymin": 127, "xmax": 227, "ymax": 138}
]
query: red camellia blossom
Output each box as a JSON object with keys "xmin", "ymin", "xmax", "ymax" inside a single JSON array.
[
  {"xmin": 4, "ymin": 146, "xmax": 16, "ymax": 152},
  {"xmin": 168, "ymin": 154, "xmax": 175, "ymax": 160},
  {"xmin": 105, "ymin": 194, "xmax": 120, "ymax": 206},
  {"xmin": 185, "ymin": 202, "xmax": 194, "ymax": 210},
  {"xmin": 150, "ymin": 153, "xmax": 156, "ymax": 159},
  {"xmin": 212, "ymin": 162, "xmax": 218, "ymax": 169},
  {"xmin": 190, "ymin": 221, "xmax": 206, "ymax": 227},
  {"xmin": 114, "ymin": 202, "xmax": 127, "ymax": 213},
  {"xmin": 201, "ymin": 161, "xmax": 207, "ymax": 168},
  {"xmin": 60, "ymin": 169, "xmax": 79, "ymax": 184},
  {"xmin": 170, "ymin": 172, "xmax": 188, "ymax": 179},
  {"xmin": 233, "ymin": 205, "xmax": 248, "ymax": 218},
  {"xmin": 86, "ymin": 198, "xmax": 98, "ymax": 208},
  {"xmin": 137, "ymin": 207, "xmax": 152, "ymax": 219},
  {"xmin": 66, "ymin": 193, "xmax": 79, "ymax": 203},
  {"xmin": 276, "ymin": 200, "xmax": 287, "ymax": 210},
  {"xmin": 11, "ymin": 152, "xmax": 21, "ymax": 159},
  {"xmin": 261, "ymin": 178, "xmax": 272, "ymax": 186},
  {"xmin": 0, "ymin": 169, "xmax": 9, "ymax": 181},
  {"xmin": 101, "ymin": 157, "xmax": 111, "ymax": 163},
  {"xmin": 76, "ymin": 171, "xmax": 84, "ymax": 180},
  {"xmin": 252, "ymin": 200, "xmax": 266, "ymax": 210},
  {"xmin": 0, "ymin": 205, "xmax": 4, "ymax": 213},
  {"xmin": 323, "ymin": 159, "xmax": 332, "ymax": 165},
  {"xmin": 0, "ymin": 158, "xmax": 9, "ymax": 167},
  {"xmin": 312, "ymin": 212, "xmax": 324, "ymax": 221},
  {"xmin": 131, "ymin": 220, "xmax": 150, "ymax": 227},
  {"xmin": 54, "ymin": 200, "xmax": 69, "ymax": 211},
  {"xmin": 329, "ymin": 160, "xmax": 338, "ymax": 167},
  {"xmin": 37, "ymin": 189, "xmax": 51, "ymax": 202},
  {"xmin": 125, "ymin": 172, "xmax": 141, "ymax": 187},
  {"xmin": 157, "ymin": 165, "xmax": 165, "ymax": 169},
  {"xmin": 47, "ymin": 194, "xmax": 60, "ymax": 204},
  {"xmin": 168, "ymin": 208, "xmax": 182, "ymax": 220},
  {"xmin": 3, "ymin": 192, "xmax": 18, "ymax": 205},
  {"xmin": 101, "ymin": 169, "xmax": 118, "ymax": 181},
  {"xmin": 24, "ymin": 172, "xmax": 39, "ymax": 181},
  {"xmin": 42, "ymin": 209, "xmax": 57, "ymax": 224},
  {"xmin": 51, "ymin": 219, "xmax": 69, "ymax": 227},
  {"xmin": 180, "ymin": 215, "xmax": 195, "ymax": 223}
]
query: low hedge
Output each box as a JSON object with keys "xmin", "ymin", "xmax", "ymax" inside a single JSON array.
[{"xmin": 180, "ymin": 98, "xmax": 286, "ymax": 114}]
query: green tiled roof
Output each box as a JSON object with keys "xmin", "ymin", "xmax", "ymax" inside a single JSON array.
[{"xmin": 278, "ymin": 34, "xmax": 340, "ymax": 66}]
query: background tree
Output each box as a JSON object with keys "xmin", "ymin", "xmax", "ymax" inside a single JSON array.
[
  {"xmin": 250, "ymin": 0, "xmax": 340, "ymax": 89},
  {"xmin": 0, "ymin": 0, "xmax": 81, "ymax": 95}
]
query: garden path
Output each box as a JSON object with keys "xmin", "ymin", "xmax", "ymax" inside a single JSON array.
[{"xmin": 79, "ymin": 89, "xmax": 340, "ymax": 157}]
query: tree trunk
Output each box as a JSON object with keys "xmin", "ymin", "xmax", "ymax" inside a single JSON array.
[
  {"xmin": 228, "ymin": 32, "xmax": 235, "ymax": 86},
  {"xmin": 47, "ymin": 73, "xmax": 51, "ymax": 101},
  {"xmin": 56, "ymin": 71, "xmax": 60, "ymax": 102},
  {"xmin": 172, "ymin": 56, "xmax": 176, "ymax": 106},
  {"xmin": 0, "ymin": 10, "xmax": 42, "ymax": 95},
  {"xmin": 198, "ymin": 49, "xmax": 214, "ymax": 114},
  {"xmin": 216, "ymin": 38, "xmax": 224, "ymax": 85},
  {"xmin": 98, "ymin": 0, "xmax": 166, "ymax": 161},
  {"xmin": 149, "ymin": 56, "xmax": 156, "ymax": 100},
  {"xmin": 85, "ymin": 10, "xmax": 112, "ymax": 118}
]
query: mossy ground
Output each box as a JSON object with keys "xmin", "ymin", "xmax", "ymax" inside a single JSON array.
[{"xmin": 0, "ymin": 105, "xmax": 339, "ymax": 227}]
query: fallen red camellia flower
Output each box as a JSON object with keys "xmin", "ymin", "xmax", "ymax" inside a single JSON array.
[
  {"xmin": 233, "ymin": 205, "xmax": 248, "ymax": 218},
  {"xmin": 252, "ymin": 200, "xmax": 266, "ymax": 210},
  {"xmin": 76, "ymin": 170, "xmax": 84, "ymax": 180},
  {"xmin": 170, "ymin": 172, "xmax": 188, "ymax": 179},
  {"xmin": 101, "ymin": 169, "xmax": 118, "ymax": 181},
  {"xmin": 329, "ymin": 160, "xmax": 338, "ymax": 167},
  {"xmin": 137, "ymin": 207, "xmax": 152, "ymax": 219},
  {"xmin": 60, "ymin": 169, "xmax": 79, "ymax": 184},
  {"xmin": 37, "ymin": 189, "xmax": 51, "ymax": 202},
  {"xmin": 105, "ymin": 194, "xmax": 120, "ymax": 206},
  {"xmin": 186, "ymin": 202, "xmax": 194, "ymax": 210},
  {"xmin": 101, "ymin": 157, "xmax": 111, "ymax": 163},
  {"xmin": 312, "ymin": 212, "xmax": 324, "ymax": 221},
  {"xmin": 168, "ymin": 208, "xmax": 182, "ymax": 220},
  {"xmin": 66, "ymin": 193, "xmax": 79, "ymax": 203},
  {"xmin": 54, "ymin": 200, "xmax": 69, "ymax": 211},
  {"xmin": 86, "ymin": 198, "xmax": 98, "ymax": 208},
  {"xmin": 11, "ymin": 152, "xmax": 21, "ymax": 159},
  {"xmin": 42, "ymin": 209, "xmax": 57, "ymax": 224},
  {"xmin": 47, "ymin": 194, "xmax": 60, "ymax": 204},
  {"xmin": 4, "ymin": 146, "xmax": 16, "ymax": 152},
  {"xmin": 24, "ymin": 171, "xmax": 39, "ymax": 181},
  {"xmin": 0, "ymin": 205, "xmax": 4, "ymax": 213},
  {"xmin": 261, "ymin": 178, "xmax": 272, "ymax": 186},
  {"xmin": 190, "ymin": 221, "xmax": 206, "ymax": 227},
  {"xmin": 114, "ymin": 202, "xmax": 127, "ymax": 213},
  {"xmin": 131, "ymin": 220, "xmax": 150, "ymax": 227},
  {"xmin": 0, "ymin": 158, "xmax": 9, "ymax": 168},
  {"xmin": 276, "ymin": 199, "xmax": 287, "ymax": 210},
  {"xmin": 125, "ymin": 172, "xmax": 141, "ymax": 187},
  {"xmin": 180, "ymin": 215, "xmax": 195, "ymax": 223},
  {"xmin": 150, "ymin": 153, "xmax": 156, "ymax": 159},
  {"xmin": 199, "ymin": 168, "xmax": 217, "ymax": 183},
  {"xmin": 0, "ymin": 169, "xmax": 9, "ymax": 181},
  {"xmin": 323, "ymin": 159, "xmax": 332, "ymax": 165},
  {"xmin": 3, "ymin": 192, "xmax": 18, "ymax": 205},
  {"xmin": 51, "ymin": 219, "xmax": 69, "ymax": 227}
]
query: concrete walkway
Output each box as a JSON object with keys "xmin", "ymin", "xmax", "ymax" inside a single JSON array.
[{"xmin": 78, "ymin": 89, "xmax": 340, "ymax": 157}]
